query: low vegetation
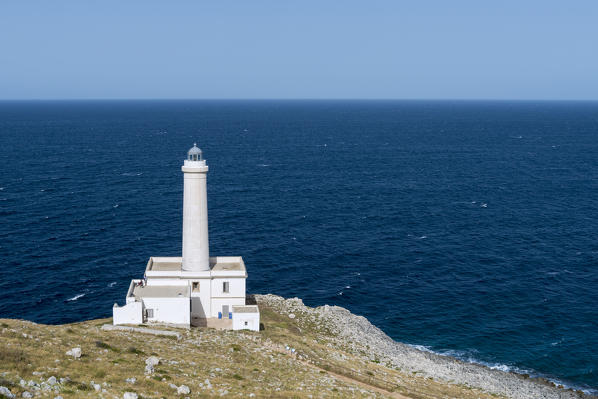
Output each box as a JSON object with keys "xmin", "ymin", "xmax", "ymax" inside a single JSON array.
[{"xmin": 0, "ymin": 298, "xmax": 507, "ymax": 398}]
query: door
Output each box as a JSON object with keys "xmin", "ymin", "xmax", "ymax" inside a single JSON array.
[{"xmin": 222, "ymin": 305, "xmax": 229, "ymax": 318}]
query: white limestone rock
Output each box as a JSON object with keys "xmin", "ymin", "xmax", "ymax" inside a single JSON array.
[
  {"xmin": 65, "ymin": 347, "xmax": 81, "ymax": 358},
  {"xmin": 123, "ymin": 393, "xmax": 138, "ymax": 399},
  {"xmin": 177, "ymin": 385, "xmax": 190, "ymax": 395},
  {"xmin": 0, "ymin": 386, "xmax": 15, "ymax": 399},
  {"xmin": 22, "ymin": 392, "xmax": 33, "ymax": 398},
  {"xmin": 47, "ymin": 376, "xmax": 57, "ymax": 385},
  {"xmin": 145, "ymin": 356, "xmax": 159, "ymax": 367}
]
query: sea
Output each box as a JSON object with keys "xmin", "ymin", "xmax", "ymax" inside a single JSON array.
[{"xmin": 0, "ymin": 100, "xmax": 597, "ymax": 392}]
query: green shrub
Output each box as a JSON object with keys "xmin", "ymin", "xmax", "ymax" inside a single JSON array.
[{"xmin": 95, "ymin": 341, "xmax": 120, "ymax": 352}]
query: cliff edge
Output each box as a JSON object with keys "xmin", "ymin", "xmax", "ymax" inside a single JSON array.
[{"xmin": 0, "ymin": 294, "xmax": 594, "ymax": 399}]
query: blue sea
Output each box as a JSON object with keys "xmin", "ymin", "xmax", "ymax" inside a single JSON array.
[{"xmin": 1, "ymin": 100, "xmax": 597, "ymax": 392}]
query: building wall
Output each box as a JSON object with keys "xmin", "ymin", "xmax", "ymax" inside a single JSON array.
[
  {"xmin": 142, "ymin": 297, "xmax": 190, "ymax": 326},
  {"xmin": 211, "ymin": 277, "xmax": 245, "ymax": 297},
  {"xmin": 210, "ymin": 277, "xmax": 245, "ymax": 318},
  {"xmin": 190, "ymin": 279, "xmax": 211, "ymax": 318},
  {"xmin": 139, "ymin": 275, "xmax": 246, "ymax": 319},
  {"xmin": 211, "ymin": 297, "xmax": 245, "ymax": 318},
  {"xmin": 144, "ymin": 278, "xmax": 188, "ymax": 286},
  {"xmin": 232, "ymin": 312, "xmax": 260, "ymax": 331},
  {"xmin": 113, "ymin": 301, "xmax": 143, "ymax": 325}
]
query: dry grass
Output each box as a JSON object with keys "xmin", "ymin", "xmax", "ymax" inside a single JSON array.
[{"xmin": 0, "ymin": 305, "xmax": 505, "ymax": 399}]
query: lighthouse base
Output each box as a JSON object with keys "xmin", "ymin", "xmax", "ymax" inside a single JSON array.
[{"xmin": 112, "ymin": 256, "xmax": 258, "ymax": 331}]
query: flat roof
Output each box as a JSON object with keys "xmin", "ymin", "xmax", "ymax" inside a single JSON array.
[
  {"xmin": 132, "ymin": 285, "xmax": 189, "ymax": 299},
  {"xmin": 232, "ymin": 305, "xmax": 259, "ymax": 314},
  {"xmin": 147, "ymin": 256, "xmax": 246, "ymax": 273}
]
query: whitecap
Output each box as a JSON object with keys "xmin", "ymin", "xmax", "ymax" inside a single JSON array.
[
  {"xmin": 488, "ymin": 363, "xmax": 512, "ymax": 372},
  {"xmin": 108, "ymin": 282, "xmax": 116, "ymax": 287},
  {"xmin": 481, "ymin": 203, "xmax": 488, "ymax": 208},
  {"xmin": 345, "ymin": 285, "xmax": 351, "ymax": 289},
  {"xmin": 410, "ymin": 344, "xmax": 434, "ymax": 353},
  {"xmin": 257, "ymin": 164, "xmax": 270, "ymax": 167},
  {"xmin": 113, "ymin": 204, "xmax": 119, "ymax": 208},
  {"xmin": 0, "ymin": 187, "xmax": 4, "ymax": 191},
  {"xmin": 66, "ymin": 293, "xmax": 85, "ymax": 302},
  {"xmin": 121, "ymin": 172, "xmax": 143, "ymax": 177}
]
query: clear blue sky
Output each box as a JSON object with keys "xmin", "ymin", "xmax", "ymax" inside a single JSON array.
[{"xmin": 1, "ymin": 1, "xmax": 597, "ymax": 100}]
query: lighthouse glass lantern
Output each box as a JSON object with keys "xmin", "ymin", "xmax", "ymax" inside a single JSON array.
[{"xmin": 188, "ymin": 143, "xmax": 203, "ymax": 161}]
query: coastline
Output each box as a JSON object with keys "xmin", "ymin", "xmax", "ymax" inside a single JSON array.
[
  {"xmin": 1, "ymin": 294, "xmax": 595, "ymax": 399},
  {"xmin": 256, "ymin": 294, "xmax": 597, "ymax": 399}
]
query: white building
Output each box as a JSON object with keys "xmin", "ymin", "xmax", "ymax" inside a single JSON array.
[{"xmin": 113, "ymin": 144, "xmax": 260, "ymax": 331}]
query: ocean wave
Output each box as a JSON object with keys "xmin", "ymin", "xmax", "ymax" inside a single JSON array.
[
  {"xmin": 66, "ymin": 293, "xmax": 86, "ymax": 302},
  {"xmin": 408, "ymin": 344, "xmax": 597, "ymax": 394}
]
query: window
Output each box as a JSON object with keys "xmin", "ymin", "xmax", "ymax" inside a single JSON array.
[
  {"xmin": 192, "ymin": 282, "xmax": 199, "ymax": 292},
  {"xmin": 145, "ymin": 308, "xmax": 154, "ymax": 318},
  {"xmin": 223, "ymin": 282, "xmax": 230, "ymax": 293},
  {"xmin": 244, "ymin": 321, "xmax": 248, "ymax": 326}
]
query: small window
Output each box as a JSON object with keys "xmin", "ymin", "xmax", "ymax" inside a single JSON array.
[
  {"xmin": 192, "ymin": 282, "xmax": 199, "ymax": 292},
  {"xmin": 146, "ymin": 308, "xmax": 154, "ymax": 318},
  {"xmin": 244, "ymin": 321, "xmax": 248, "ymax": 326},
  {"xmin": 223, "ymin": 282, "xmax": 230, "ymax": 293}
]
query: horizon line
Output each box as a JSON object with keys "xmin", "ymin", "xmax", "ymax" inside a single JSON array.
[{"xmin": 1, "ymin": 98, "xmax": 598, "ymax": 102}]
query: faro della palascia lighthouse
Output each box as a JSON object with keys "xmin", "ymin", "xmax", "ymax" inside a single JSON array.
[{"xmin": 113, "ymin": 144, "xmax": 260, "ymax": 331}]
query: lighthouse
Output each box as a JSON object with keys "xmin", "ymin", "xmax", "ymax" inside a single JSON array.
[
  {"xmin": 181, "ymin": 144, "xmax": 210, "ymax": 271},
  {"xmin": 112, "ymin": 144, "xmax": 260, "ymax": 331}
]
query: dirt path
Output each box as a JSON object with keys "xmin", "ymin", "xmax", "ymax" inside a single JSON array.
[
  {"xmin": 273, "ymin": 345, "xmax": 412, "ymax": 399},
  {"xmin": 319, "ymin": 366, "xmax": 413, "ymax": 399}
]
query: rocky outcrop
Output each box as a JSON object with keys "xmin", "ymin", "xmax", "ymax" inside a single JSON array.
[{"xmin": 256, "ymin": 294, "xmax": 594, "ymax": 399}]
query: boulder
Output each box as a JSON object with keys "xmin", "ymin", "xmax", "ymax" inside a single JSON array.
[
  {"xmin": 0, "ymin": 386, "xmax": 15, "ymax": 399},
  {"xmin": 65, "ymin": 347, "xmax": 81, "ymax": 358},
  {"xmin": 123, "ymin": 393, "xmax": 138, "ymax": 399},
  {"xmin": 177, "ymin": 385, "xmax": 190, "ymax": 395},
  {"xmin": 145, "ymin": 356, "xmax": 159, "ymax": 367}
]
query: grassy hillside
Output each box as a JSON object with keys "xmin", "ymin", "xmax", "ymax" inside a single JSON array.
[{"xmin": 0, "ymin": 296, "xmax": 512, "ymax": 399}]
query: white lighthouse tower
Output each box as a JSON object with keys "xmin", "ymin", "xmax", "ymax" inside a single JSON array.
[
  {"xmin": 182, "ymin": 144, "xmax": 210, "ymax": 271},
  {"xmin": 112, "ymin": 144, "xmax": 260, "ymax": 331}
]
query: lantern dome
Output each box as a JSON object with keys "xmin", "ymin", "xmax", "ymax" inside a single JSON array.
[{"xmin": 187, "ymin": 143, "xmax": 203, "ymax": 161}]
